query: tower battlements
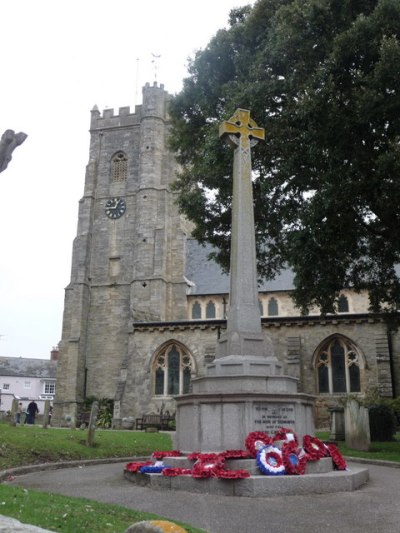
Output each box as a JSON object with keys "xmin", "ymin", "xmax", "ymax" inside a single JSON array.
[{"xmin": 90, "ymin": 82, "xmax": 170, "ymax": 130}]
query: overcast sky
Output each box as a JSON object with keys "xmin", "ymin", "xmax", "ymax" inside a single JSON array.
[{"xmin": 0, "ymin": 0, "xmax": 251, "ymax": 359}]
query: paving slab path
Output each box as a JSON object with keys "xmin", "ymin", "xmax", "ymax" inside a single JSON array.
[{"xmin": 4, "ymin": 461, "xmax": 400, "ymax": 533}]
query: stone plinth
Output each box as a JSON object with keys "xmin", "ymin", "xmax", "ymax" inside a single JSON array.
[
  {"xmin": 206, "ymin": 354, "xmax": 282, "ymax": 376},
  {"xmin": 175, "ymin": 390, "xmax": 315, "ymax": 452},
  {"xmin": 124, "ymin": 462, "xmax": 369, "ymax": 497}
]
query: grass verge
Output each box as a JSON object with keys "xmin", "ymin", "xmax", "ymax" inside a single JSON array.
[
  {"xmin": 0, "ymin": 424, "xmax": 206, "ymax": 531},
  {"xmin": 316, "ymin": 431, "xmax": 400, "ymax": 463},
  {"xmin": 0, "ymin": 485, "xmax": 206, "ymax": 533},
  {"xmin": 0, "ymin": 423, "xmax": 172, "ymax": 469}
]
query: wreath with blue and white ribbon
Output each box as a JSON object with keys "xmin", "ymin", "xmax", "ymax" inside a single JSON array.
[{"xmin": 256, "ymin": 445, "xmax": 286, "ymax": 476}]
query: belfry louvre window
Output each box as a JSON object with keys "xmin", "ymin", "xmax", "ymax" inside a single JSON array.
[
  {"xmin": 153, "ymin": 344, "xmax": 193, "ymax": 396},
  {"xmin": 316, "ymin": 337, "xmax": 361, "ymax": 394},
  {"xmin": 111, "ymin": 152, "xmax": 128, "ymax": 182}
]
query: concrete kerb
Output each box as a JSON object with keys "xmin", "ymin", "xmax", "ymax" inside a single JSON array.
[{"xmin": 0, "ymin": 456, "xmax": 148, "ymax": 483}]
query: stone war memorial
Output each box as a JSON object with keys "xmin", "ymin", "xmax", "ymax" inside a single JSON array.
[
  {"xmin": 175, "ymin": 109, "xmax": 315, "ymax": 452},
  {"xmin": 125, "ymin": 109, "xmax": 369, "ymax": 496}
]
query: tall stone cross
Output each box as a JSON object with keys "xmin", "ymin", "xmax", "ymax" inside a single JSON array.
[{"xmin": 218, "ymin": 109, "xmax": 266, "ymax": 358}]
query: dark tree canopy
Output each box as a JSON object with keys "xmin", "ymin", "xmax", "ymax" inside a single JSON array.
[{"xmin": 169, "ymin": 0, "xmax": 400, "ymax": 315}]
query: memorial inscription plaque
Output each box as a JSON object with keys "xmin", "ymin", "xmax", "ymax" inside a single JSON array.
[{"xmin": 253, "ymin": 403, "xmax": 296, "ymax": 433}]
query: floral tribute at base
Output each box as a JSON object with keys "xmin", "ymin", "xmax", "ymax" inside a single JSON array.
[{"xmin": 124, "ymin": 428, "xmax": 347, "ymax": 480}]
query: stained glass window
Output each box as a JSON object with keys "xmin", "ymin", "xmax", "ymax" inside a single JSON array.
[
  {"xmin": 153, "ymin": 344, "xmax": 193, "ymax": 396},
  {"xmin": 316, "ymin": 337, "xmax": 362, "ymax": 394}
]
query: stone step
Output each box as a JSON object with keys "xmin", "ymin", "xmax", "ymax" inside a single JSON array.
[{"xmin": 124, "ymin": 465, "xmax": 369, "ymax": 497}]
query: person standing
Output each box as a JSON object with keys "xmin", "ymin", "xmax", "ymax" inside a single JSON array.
[
  {"xmin": 15, "ymin": 402, "xmax": 24, "ymax": 424},
  {"xmin": 26, "ymin": 400, "xmax": 39, "ymax": 425}
]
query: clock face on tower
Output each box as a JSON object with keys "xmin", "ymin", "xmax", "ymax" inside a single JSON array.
[{"xmin": 105, "ymin": 197, "xmax": 126, "ymax": 219}]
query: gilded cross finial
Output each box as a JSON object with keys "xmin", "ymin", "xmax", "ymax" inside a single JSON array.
[{"xmin": 219, "ymin": 109, "xmax": 265, "ymax": 149}]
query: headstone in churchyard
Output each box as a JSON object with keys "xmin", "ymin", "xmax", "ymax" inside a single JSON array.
[
  {"xmin": 86, "ymin": 401, "xmax": 99, "ymax": 447},
  {"xmin": 345, "ymin": 398, "xmax": 371, "ymax": 451},
  {"xmin": 329, "ymin": 406, "xmax": 345, "ymax": 441}
]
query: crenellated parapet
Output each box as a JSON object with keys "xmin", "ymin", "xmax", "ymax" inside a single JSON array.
[{"xmin": 90, "ymin": 82, "xmax": 169, "ymax": 131}]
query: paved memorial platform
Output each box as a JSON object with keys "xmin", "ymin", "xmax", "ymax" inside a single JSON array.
[{"xmin": 124, "ymin": 457, "xmax": 369, "ymax": 496}]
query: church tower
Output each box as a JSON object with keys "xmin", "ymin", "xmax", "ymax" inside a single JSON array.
[{"xmin": 54, "ymin": 83, "xmax": 188, "ymax": 424}]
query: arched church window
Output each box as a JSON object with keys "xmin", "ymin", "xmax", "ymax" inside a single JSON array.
[
  {"xmin": 268, "ymin": 297, "xmax": 279, "ymax": 316},
  {"xmin": 338, "ymin": 294, "xmax": 349, "ymax": 313},
  {"xmin": 192, "ymin": 301, "xmax": 201, "ymax": 319},
  {"xmin": 259, "ymin": 300, "xmax": 264, "ymax": 316},
  {"xmin": 206, "ymin": 301, "xmax": 216, "ymax": 319},
  {"xmin": 315, "ymin": 336, "xmax": 361, "ymax": 394},
  {"xmin": 111, "ymin": 151, "xmax": 128, "ymax": 182},
  {"xmin": 153, "ymin": 343, "xmax": 193, "ymax": 396}
]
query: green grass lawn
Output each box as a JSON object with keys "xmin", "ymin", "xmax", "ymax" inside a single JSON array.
[
  {"xmin": 0, "ymin": 485, "xmax": 205, "ymax": 533},
  {"xmin": 0, "ymin": 423, "xmax": 208, "ymax": 532},
  {"xmin": 0, "ymin": 423, "xmax": 172, "ymax": 469},
  {"xmin": 316, "ymin": 431, "xmax": 400, "ymax": 463}
]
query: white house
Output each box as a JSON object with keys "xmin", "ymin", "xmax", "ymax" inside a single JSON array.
[{"xmin": 0, "ymin": 355, "xmax": 57, "ymax": 415}]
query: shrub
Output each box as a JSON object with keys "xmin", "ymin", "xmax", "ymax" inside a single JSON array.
[{"xmin": 368, "ymin": 404, "xmax": 396, "ymax": 441}]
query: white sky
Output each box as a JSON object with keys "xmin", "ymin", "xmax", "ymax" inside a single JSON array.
[{"xmin": 0, "ymin": 0, "xmax": 250, "ymax": 359}]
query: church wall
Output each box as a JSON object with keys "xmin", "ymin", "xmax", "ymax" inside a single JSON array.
[
  {"xmin": 119, "ymin": 318, "xmax": 394, "ymax": 428},
  {"xmin": 121, "ymin": 325, "xmax": 220, "ymax": 419}
]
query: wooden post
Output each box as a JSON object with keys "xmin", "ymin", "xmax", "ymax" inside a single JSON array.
[
  {"xmin": 10, "ymin": 399, "xmax": 18, "ymax": 426},
  {"xmin": 86, "ymin": 401, "xmax": 99, "ymax": 447},
  {"xmin": 42, "ymin": 400, "xmax": 50, "ymax": 429}
]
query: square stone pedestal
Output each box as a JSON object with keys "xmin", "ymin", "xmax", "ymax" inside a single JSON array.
[{"xmin": 175, "ymin": 378, "xmax": 315, "ymax": 451}]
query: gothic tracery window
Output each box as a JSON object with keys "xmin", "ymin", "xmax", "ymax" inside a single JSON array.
[
  {"xmin": 111, "ymin": 152, "xmax": 128, "ymax": 182},
  {"xmin": 316, "ymin": 337, "xmax": 361, "ymax": 394},
  {"xmin": 153, "ymin": 344, "xmax": 193, "ymax": 396}
]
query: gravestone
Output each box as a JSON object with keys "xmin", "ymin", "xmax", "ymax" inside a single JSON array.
[
  {"xmin": 175, "ymin": 110, "xmax": 315, "ymax": 451},
  {"xmin": 345, "ymin": 399, "xmax": 371, "ymax": 451},
  {"xmin": 86, "ymin": 401, "xmax": 99, "ymax": 447}
]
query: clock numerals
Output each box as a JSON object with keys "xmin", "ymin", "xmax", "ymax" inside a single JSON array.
[{"xmin": 105, "ymin": 197, "xmax": 126, "ymax": 219}]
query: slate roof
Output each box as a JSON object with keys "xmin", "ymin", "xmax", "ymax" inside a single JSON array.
[
  {"xmin": 185, "ymin": 238, "xmax": 295, "ymax": 295},
  {"xmin": 0, "ymin": 357, "xmax": 57, "ymax": 379}
]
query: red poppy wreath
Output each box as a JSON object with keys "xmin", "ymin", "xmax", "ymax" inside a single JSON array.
[
  {"xmin": 245, "ymin": 431, "xmax": 272, "ymax": 457},
  {"xmin": 302, "ymin": 435, "xmax": 328, "ymax": 461}
]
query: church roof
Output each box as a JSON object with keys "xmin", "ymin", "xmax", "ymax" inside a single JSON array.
[
  {"xmin": 185, "ymin": 238, "xmax": 295, "ymax": 295},
  {"xmin": 0, "ymin": 357, "xmax": 57, "ymax": 379}
]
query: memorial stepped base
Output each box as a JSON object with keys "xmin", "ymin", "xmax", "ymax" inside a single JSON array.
[{"xmin": 124, "ymin": 457, "xmax": 369, "ymax": 497}]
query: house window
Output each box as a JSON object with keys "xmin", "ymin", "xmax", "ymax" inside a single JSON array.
[
  {"xmin": 24, "ymin": 381, "xmax": 31, "ymax": 389},
  {"xmin": 111, "ymin": 151, "xmax": 128, "ymax": 182},
  {"xmin": 268, "ymin": 297, "xmax": 279, "ymax": 316},
  {"xmin": 2, "ymin": 383, "xmax": 9, "ymax": 390},
  {"xmin": 192, "ymin": 301, "xmax": 201, "ymax": 319},
  {"xmin": 316, "ymin": 337, "xmax": 361, "ymax": 394},
  {"xmin": 338, "ymin": 295, "xmax": 349, "ymax": 313},
  {"xmin": 206, "ymin": 301, "xmax": 216, "ymax": 319},
  {"xmin": 44, "ymin": 382, "xmax": 55, "ymax": 395},
  {"xmin": 153, "ymin": 343, "xmax": 193, "ymax": 396}
]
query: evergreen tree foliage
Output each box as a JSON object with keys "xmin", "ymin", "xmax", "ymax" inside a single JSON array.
[{"xmin": 169, "ymin": 0, "xmax": 400, "ymax": 314}]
